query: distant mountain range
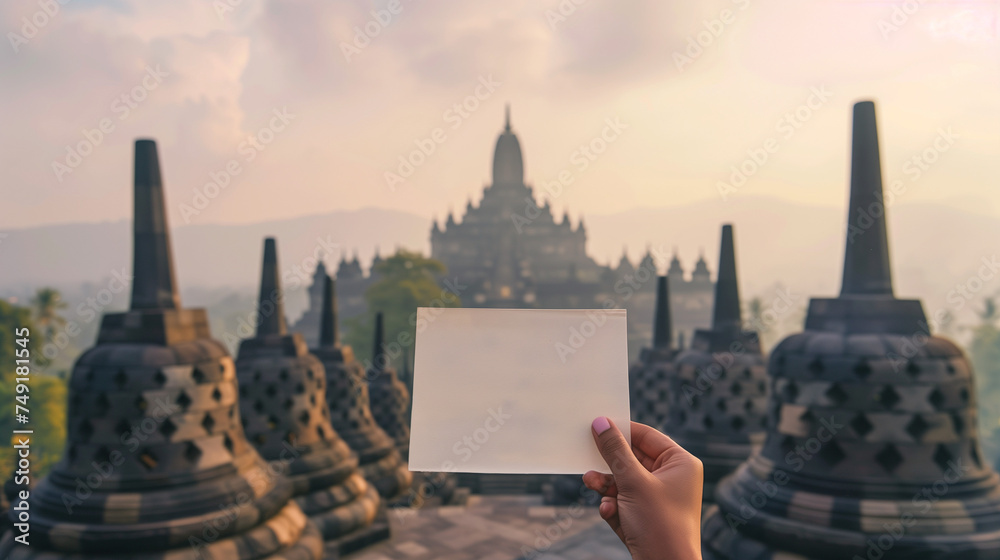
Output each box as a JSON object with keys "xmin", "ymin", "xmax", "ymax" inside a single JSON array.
[{"xmin": 3, "ymin": 196, "xmax": 999, "ymax": 329}]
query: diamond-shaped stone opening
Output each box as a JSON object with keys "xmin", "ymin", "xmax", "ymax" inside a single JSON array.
[
  {"xmin": 703, "ymin": 416, "xmax": 714, "ymax": 429},
  {"xmin": 279, "ymin": 369, "xmax": 289, "ymax": 381},
  {"xmin": 744, "ymin": 399, "xmax": 754, "ymax": 412},
  {"xmin": 285, "ymin": 431, "xmax": 297, "ymax": 444},
  {"xmin": 742, "ymin": 368, "xmax": 752, "ymax": 379},
  {"xmin": 826, "ymin": 383, "xmax": 849, "ymax": 405},
  {"xmin": 159, "ymin": 418, "xmax": 178, "ymax": 439},
  {"xmin": 780, "ymin": 435, "xmax": 797, "ymax": 454},
  {"xmin": 905, "ymin": 415, "xmax": 931, "ymax": 441},
  {"xmin": 960, "ymin": 388, "xmax": 970, "ymax": 404},
  {"xmin": 223, "ymin": 433, "xmax": 235, "ymax": 454},
  {"xmin": 93, "ymin": 393, "xmax": 111, "ymax": 417},
  {"xmin": 138, "ymin": 449, "xmax": 158, "ymax": 471},
  {"xmin": 153, "ymin": 369, "xmax": 167, "ymax": 387},
  {"xmin": 85, "ymin": 369, "xmax": 95, "ymax": 382},
  {"xmin": 295, "ymin": 383, "xmax": 305, "ymax": 394},
  {"xmin": 316, "ymin": 425, "xmax": 326, "ymax": 439},
  {"xmin": 757, "ymin": 381, "xmax": 766, "ymax": 393},
  {"xmin": 192, "ymin": 367, "xmax": 206, "ymax": 384},
  {"xmin": 255, "ymin": 434, "xmax": 266, "ymax": 445},
  {"xmin": 266, "ymin": 384, "xmax": 278, "ymax": 397},
  {"xmin": 114, "ymin": 369, "xmax": 128, "ymax": 388},
  {"xmin": 253, "ymin": 370, "xmax": 262, "ymax": 382},
  {"xmin": 307, "ymin": 368, "xmax": 315, "ymax": 380},
  {"xmin": 202, "ymin": 413, "xmax": 215, "ymax": 433},
  {"xmin": 731, "ymin": 417, "xmax": 745, "ymax": 431},
  {"xmin": 799, "ymin": 409, "xmax": 815, "ymax": 424},
  {"xmin": 952, "ymin": 413, "xmax": 965, "ymax": 435},
  {"xmin": 267, "ymin": 415, "xmax": 279, "ymax": 430},
  {"xmin": 116, "ymin": 418, "xmax": 132, "ymax": 436},
  {"xmin": 946, "ymin": 363, "xmax": 956, "ymax": 375},
  {"xmin": 875, "ymin": 444, "xmax": 904, "ymax": 473},
  {"xmin": 808, "ymin": 357, "xmax": 824, "ymax": 375},
  {"xmin": 933, "ymin": 444, "xmax": 954, "ymax": 472},
  {"xmin": 854, "ymin": 360, "xmax": 872, "ymax": 379},
  {"xmin": 211, "ymin": 387, "xmax": 222, "ymax": 402},
  {"xmin": 239, "ymin": 385, "xmax": 248, "ymax": 397},
  {"xmin": 731, "ymin": 383, "xmax": 743, "ymax": 396},
  {"xmin": 716, "ymin": 398, "xmax": 727, "ymax": 412},
  {"xmin": 240, "ymin": 417, "xmax": 248, "ymax": 428},
  {"xmin": 176, "ymin": 391, "xmax": 193, "ymax": 411},
  {"xmin": 94, "ymin": 445, "xmax": 111, "ymax": 464},
  {"xmin": 184, "ymin": 442, "xmax": 202, "ymax": 464},
  {"xmin": 851, "ymin": 413, "xmax": 874, "ymax": 437},
  {"xmin": 678, "ymin": 410, "xmax": 687, "ymax": 424},
  {"xmin": 905, "ymin": 361, "xmax": 920, "ymax": 378},
  {"xmin": 878, "ymin": 386, "xmax": 901, "ymax": 409},
  {"xmin": 818, "ymin": 440, "xmax": 846, "ymax": 466},
  {"xmin": 254, "ymin": 400, "xmax": 265, "ymax": 413},
  {"xmin": 309, "ymin": 394, "xmax": 317, "ymax": 406},
  {"xmin": 691, "ymin": 395, "xmax": 701, "ymax": 409},
  {"xmin": 299, "ymin": 410, "xmax": 310, "ymax": 424},
  {"xmin": 928, "ymin": 388, "xmax": 946, "ymax": 410},
  {"xmin": 135, "ymin": 395, "xmax": 147, "ymax": 412},
  {"xmin": 322, "ymin": 407, "xmax": 329, "ymax": 418},
  {"xmin": 783, "ymin": 381, "xmax": 799, "ymax": 401},
  {"xmin": 283, "ymin": 397, "xmax": 294, "ymax": 411}
]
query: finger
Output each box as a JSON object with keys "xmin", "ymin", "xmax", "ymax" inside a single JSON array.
[
  {"xmin": 630, "ymin": 421, "xmax": 690, "ymax": 465},
  {"xmin": 592, "ymin": 417, "xmax": 645, "ymax": 487},
  {"xmin": 582, "ymin": 471, "xmax": 619, "ymax": 497},
  {"xmin": 599, "ymin": 496, "xmax": 626, "ymax": 545}
]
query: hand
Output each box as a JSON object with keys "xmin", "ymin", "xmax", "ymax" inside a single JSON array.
[{"xmin": 583, "ymin": 417, "xmax": 703, "ymax": 560}]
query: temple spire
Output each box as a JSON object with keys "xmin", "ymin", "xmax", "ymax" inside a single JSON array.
[
  {"xmin": 841, "ymin": 100, "xmax": 894, "ymax": 297},
  {"xmin": 130, "ymin": 139, "xmax": 180, "ymax": 310},
  {"xmin": 712, "ymin": 224, "xmax": 742, "ymax": 332},
  {"xmin": 653, "ymin": 276, "xmax": 672, "ymax": 349},
  {"xmin": 504, "ymin": 103, "xmax": 511, "ymax": 131},
  {"xmin": 256, "ymin": 237, "xmax": 288, "ymax": 336},
  {"xmin": 319, "ymin": 274, "xmax": 339, "ymax": 347},
  {"xmin": 372, "ymin": 312, "xmax": 386, "ymax": 370}
]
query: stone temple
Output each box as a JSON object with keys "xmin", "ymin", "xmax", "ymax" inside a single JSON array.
[
  {"xmin": 235, "ymin": 238, "xmax": 383, "ymax": 554},
  {"xmin": 665, "ymin": 224, "xmax": 769, "ymax": 504},
  {"xmin": 702, "ymin": 101, "xmax": 1000, "ymax": 558},
  {"xmin": 629, "ymin": 275, "xmax": 681, "ymax": 430},
  {"xmin": 0, "ymin": 140, "xmax": 322, "ymax": 559}
]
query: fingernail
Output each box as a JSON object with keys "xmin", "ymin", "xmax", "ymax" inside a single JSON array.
[{"xmin": 592, "ymin": 416, "xmax": 611, "ymax": 435}]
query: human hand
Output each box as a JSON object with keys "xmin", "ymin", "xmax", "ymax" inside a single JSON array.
[{"xmin": 583, "ymin": 417, "xmax": 703, "ymax": 560}]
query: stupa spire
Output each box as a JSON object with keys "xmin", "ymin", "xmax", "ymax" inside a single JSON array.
[
  {"xmin": 652, "ymin": 276, "xmax": 672, "ymax": 350},
  {"xmin": 504, "ymin": 103, "xmax": 511, "ymax": 131},
  {"xmin": 130, "ymin": 139, "xmax": 180, "ymax": 310},
  {"xmin": 841, "ymin": 100, "xmax": 893, "ymax": 296},
  {"xmin": 373, "ymin": 311, "xmax": 385, "ymax": 370},
  {"xmin": 319, "ymin": 274, "xmax": 339, "ymax": 347},
  {"xmin": 711, "ymin": 224, "xmax": 742, "ymax": 332},
  {"xmin": 256, "ymin": 237, "xmax": 287, "ymax": 336}
]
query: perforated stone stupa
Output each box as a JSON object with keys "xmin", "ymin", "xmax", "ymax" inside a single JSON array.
[
  {"xmin": 366, "ymin": 312, "xmax": 412, "ymax": 459},
  {"xmin": 702, "ymin": 101, "xmax": 1000, "ymax": 559},
  {"xmin": 310, "ymin": 277, "xmax": 412, "ymax": 502},
  {"xmin": 235, "ymin": 238, "xmax": 384, "ymax": 554},
  {"xmin": 665, "ymin": 225, "xmax": 769, "ymax": 503},
  {"xmin": 630, "ymin": 275, "xmax": 680, "ymax": 429},
  {"xmin": 0, "ymin": 140, "xmax": 322, "ymax": 559}
]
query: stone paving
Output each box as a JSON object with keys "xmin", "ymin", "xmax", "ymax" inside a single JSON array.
[{"xmin": 344, "ymin": 495, "xmax": 630, "ymax": 560}]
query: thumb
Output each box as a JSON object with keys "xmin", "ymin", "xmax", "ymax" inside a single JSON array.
[{"xmin": 591, "ymin": 417, "xmax": 643, "ymax": 486}]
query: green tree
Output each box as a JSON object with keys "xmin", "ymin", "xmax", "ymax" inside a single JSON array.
[
  {"xmin": 343, "ymin": 250, "xmax": 461, "ymax": 376},
  {"xmin": 969, "ymin": 297, "xmax": 1000, "ymax": 469},
  {"xmin": 30, "ymin": 287, "xmax": 67, "ymax": 347},
  {"xmin": 0, "ymin": 299, "xmax": 68, "ymax": 484}
]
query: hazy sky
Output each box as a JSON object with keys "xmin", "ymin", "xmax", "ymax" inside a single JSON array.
[{"xmin": 1, "ymin": 0, "xmax": 998, "ymax": 230}]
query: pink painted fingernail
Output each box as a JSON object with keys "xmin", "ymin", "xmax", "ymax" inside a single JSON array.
[{"xmin": 592, "ymin": 416, "xmax": 611, "ymax": 435}]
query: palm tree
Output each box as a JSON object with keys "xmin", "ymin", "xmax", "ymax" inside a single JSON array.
[{"xmin": 31, "ymin": 287, "xmax": 67, "ymax": 344}]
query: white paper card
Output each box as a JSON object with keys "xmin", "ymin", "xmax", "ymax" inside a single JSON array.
[{"xmin": 409, "ymin": 308, "xmax": 630, "ymax": 474}]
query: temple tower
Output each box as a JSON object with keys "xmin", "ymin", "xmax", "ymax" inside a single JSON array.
[
  {"xmin": 702, "ymin": 101, "xmax": 1000, "ymax": 559},
  {"xmin": 310, "ymin": 278, "xmax": 412, "ymax": 502},
  {"xmin": 0, "ymin": 140, "xmax": 322, "ymax": 559},
  {"xmin": 665, "ymin": 225, "xmax": 769, "ymax": 503},
  {"xmin": 366, "ymin": 312, "xmax": 412, "ymax": 458},
  {"xmin": 235, "ymin": 238, "xmax": 382, "ymax": 554},
  {"xmin": 629, "ymin": 275, "xmax": 680, "ymax": 429}
]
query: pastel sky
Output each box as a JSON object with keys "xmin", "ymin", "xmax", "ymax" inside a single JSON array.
[{"xmin": 1, "ymin": 0, "xmax": 998, "ymax": 230}]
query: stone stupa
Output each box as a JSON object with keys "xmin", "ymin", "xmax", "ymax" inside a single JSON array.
[
  {"xmin": 366, "ymin": 312, "xmax": 412, "ymax": 459},
  {"xmin": 0, "ymin": 139, "xmax": 322, "ymax": 559},
  {"xmin": 665, "ymin": 224, "xmax": 769, "ymax": 503},
  {"xmin": 310, "ymin": 278, "xmax": 412, "ymax": 502},
  {"xmin": 702, "ymin": 101, "xmax": 1000, "ymax": 559},
  {"xmin": 630, "ymin": 275, "xmax": 680, "ymax": 429},
  {"xmin": 235, "ymin": 238, "xmax": 383, "ymax": 555}
]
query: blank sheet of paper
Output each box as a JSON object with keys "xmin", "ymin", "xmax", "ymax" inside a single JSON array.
[{"xmin": 409, "ymin": 308, "xmax": 630, "ymax": 474}]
